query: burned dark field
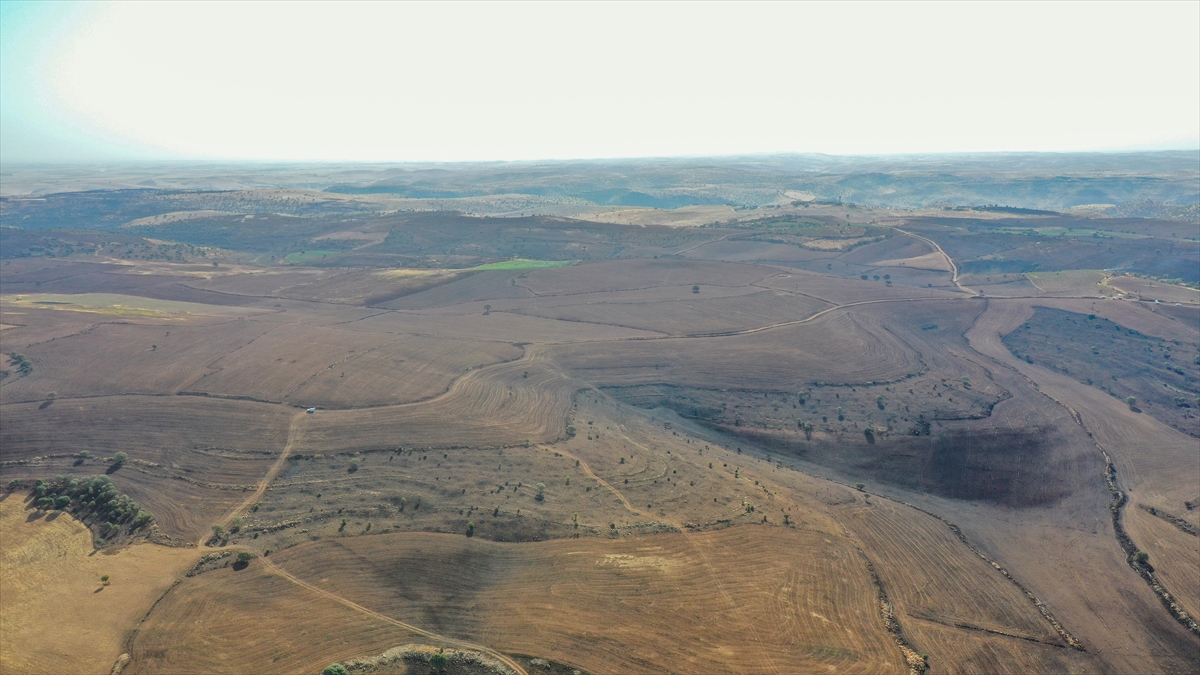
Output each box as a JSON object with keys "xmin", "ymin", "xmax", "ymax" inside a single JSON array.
[{"xmin": 1, "ymin": 158, "xmax": 1198, "ymax": 675}]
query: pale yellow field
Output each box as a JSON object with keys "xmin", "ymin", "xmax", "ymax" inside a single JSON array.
[{"xmin": 0, "ymin": 495, "xmax": 195, "ymax": 675}]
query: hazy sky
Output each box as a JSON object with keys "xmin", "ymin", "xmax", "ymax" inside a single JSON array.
[{"xmin": 2, "ymin": 1, "xmax": 1198, "ymax": 163}]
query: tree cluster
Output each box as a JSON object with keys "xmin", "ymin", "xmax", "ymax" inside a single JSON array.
[{"xmin": 31, "ymin": 475, "xmax": 153, "ymax": 540}]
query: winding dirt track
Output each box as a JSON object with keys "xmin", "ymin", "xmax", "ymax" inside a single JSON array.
[
  {"xmin": 548, "ymin": 446, "xmax": 646, "ymax": 519},
  {"xmin": 893, "ymin": 227, "xmax": 974, "ymax": 295},
  {"xmin": 201, "ymin": 410, "xmax": 307, "ymax": 546},
  {"xmin": 170, "ymin": 360, "xmax": 546, "ymax": 672}
]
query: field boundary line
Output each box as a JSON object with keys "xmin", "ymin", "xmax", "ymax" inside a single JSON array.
[
  {"xmin": 906, "ymin": 613, "xmax": 1069, "ymax": 649},
  {"xmin": 858, "ymin": 549, "xmax": 929, "ymax": 675}
]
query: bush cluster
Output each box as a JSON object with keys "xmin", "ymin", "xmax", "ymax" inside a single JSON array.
[{"xmin": 9, "ymin": 352, "xmax": 33, "ymax": 375}]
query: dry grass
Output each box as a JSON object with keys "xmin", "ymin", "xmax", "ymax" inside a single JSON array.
[
  {"xmin": 871, "ymin": 252, "xmax": 951, "ymax": 271},
  {"xmin": 509, "ymin": 289, "xmax": 830, "ymax": 336},
  {"xmin": 126, "ymin": 562, "xmax": 419, "ymax": 675},
  {"xmin": 0, "ymin": 495, "xmax": 194, "ymax": 675},
  {"xmin": 2, "ymin": 293, "xmax": 259, "ymax": 318},
  {"xmin": 4, "ymin": 248, "xmax": 1198, "ymax": 674},
  {"xmin": 1106, "ymin": 277, "xmax": 1200, "ymax": 305},
  {"xmin": 290, "ymin": 355, "xmax": 574, "ymax": 454},
  {"xmin": 1, "ymin": 319, "xmax": 274, "ymax": 402},
  {"xmin": 517, "ymin": 259, "xmax": 774, "ymax": 297},
  {"xmin": 1023, "ymin": 270, "xmax": 1110, "ymax": 296},
  {"xmin": 1124, "ymin": 507, "xmax": 1200, "ymax": 621},
  {"xmin": 551, "ymin": 309, "xmax": 922, "ymax": 390},
  {"xmin": 288, "ymin": 336, "xmax": 523, "ymax": 408},
  {"xmin": 197, "ymin": 323, "xmax": 399, "ymax": 402},
  {"xmin": 0, "ymin": 396, "xmax": 290, "ymax": 538},
  {"xmin": 265, "ymin": 528, "xmax": 905, "ymax": 675}
]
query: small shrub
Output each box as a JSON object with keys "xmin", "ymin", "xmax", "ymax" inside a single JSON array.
[
  {"xmin": 322, "ymin": 665, "xmax": 349, "ymax": 675},
  {"xmin": 429, "ymin": 653, "xmax": 448, "ymax": 671}
]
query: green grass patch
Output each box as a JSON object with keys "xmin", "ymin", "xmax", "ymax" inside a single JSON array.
[
  {"xmin": 472, "ymin": 259, "xmax": 573, "ymax": 270},
  {"xmin": 285, "ymin": 250, "xmax": 341, "ymax": 263}
]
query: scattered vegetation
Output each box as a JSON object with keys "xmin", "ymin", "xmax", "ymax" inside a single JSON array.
[{"xmin": 1004, "ymin": 308, "xmax": 1199, "ymax": 436}]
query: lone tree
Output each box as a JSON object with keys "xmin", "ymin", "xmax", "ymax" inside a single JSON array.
[
  {"xmin": 112, "ymin": 452, "xmax": 128, "ymax": 467},
  {"xmin": 236, "ymin": 551, "xmax": 254, "ymax": 564},
  {"xmin": 100, "ymin": 575, "xmax": 110, "ymax": 586},
  {"xmin": 322, "ymin": 665, "xmax": 349, "ymax": 675},
  {"xmin": 466, "ymin": 521, "xmax": 475, "ymax": 537},
  {"xmin": 1125, "ymin": 396, "xmax": 1137, "ymax": 409},
  {"xmin": 1134, "ymin": 551, "xmax": 1150, "ymax": 564},
  {"xmin": 535, "ymin": 483, "xmax": 546, "ymax": 501}
]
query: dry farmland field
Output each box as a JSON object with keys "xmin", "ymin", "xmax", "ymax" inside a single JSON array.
[{"xmin": 2, "ymin": 166, "xmax": 1199, "ymax": 675}]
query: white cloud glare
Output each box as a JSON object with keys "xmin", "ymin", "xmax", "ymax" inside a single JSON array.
[{"xmin": 4, "ymin": 1, "xmax": 1199, "ymax": 162}]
